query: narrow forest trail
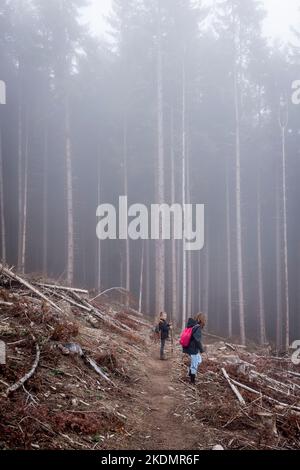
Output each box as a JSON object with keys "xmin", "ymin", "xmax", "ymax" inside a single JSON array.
[{"xmin": 117, "ymin": 343, "xmax": 203, "ymax": 451}]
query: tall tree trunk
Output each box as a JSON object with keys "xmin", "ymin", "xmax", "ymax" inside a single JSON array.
[
  {"xmin": 42, "ymin": 125, "xmax": 48, "ymax": 275},
  {"xmin": 170, "ymin": 111, "xmax": 177, "ymax": 322},
  {"xmin": 17, "ymin": 101, "xmax": 23, "ymax": 270},
  {"xmin": 138, "ymin": 241, "xmax": 144, "ymax": 313},
  {"xmin": 233, "ymin": 52, "xmax": 246, "ymax": 345},
  {"xmin": 257, "ymin": 170, "xmax": 266, "ymax": 345},
  {"xmin": 226, "ymin": 164, "xmax": 233, "ymax": 338},
  {"xmin": 186, "ymin": 131, "xmax": 192, "ymax": 319},
  {"xmin": 20, "ymin": 124, "xmax": 29, "ymax": 274},
  {"xmin": 276, "ymin": 179, "xmax": 282, "ymax": 352},
  {"xmin": 65, "ymin": 101, "xmax": 74, "ymax": 286},
  {"xmin": 203, "ymin": 234, "xmax": 209, "ymax": 326},
  {"xmin": 279, "ymin": 100, "xmax": 290, "ymax": 351},
  {"xmin": 155, "ymin": 7, "xmax": 165, "ymax": 315},
  {"xmin": 145, "ymin": 241, "xmax": 150, "ymax": 315},
  {"xmin": 97, "ymin": 153, "xmax": 101, "ymax": 291},
  {"xmin": 198, "ymin": 253, "xmax": 202, "ymax": 313},
  {"xmin": 123, "ymin": 118, "xmax": 130, "ymax": 298},
  {"xmin": 181, "ymin": 59, "xmax": 187, "ymax": 330},
  {"xmin": 0, "ymin": 111, "xmax": 6, "ymax": 263}
]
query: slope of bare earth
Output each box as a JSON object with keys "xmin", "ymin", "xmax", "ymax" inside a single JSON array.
[{"xmin": 0, "ymin": 268, "xmax": 300, "ymax": 450}]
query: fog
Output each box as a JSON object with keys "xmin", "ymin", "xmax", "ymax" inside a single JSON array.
[{"xmin": 0, "ymin": 0, "xmax": 300, "ymax": 349}]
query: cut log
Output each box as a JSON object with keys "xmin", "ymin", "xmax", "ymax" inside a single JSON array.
[
  {"xmin": 221, "ymin": 368, "xmax": 246, "ymax": 405},
  {"xmin": 0, "ymin": 265, "xmax": 62, "ymax": 314},
  {"xmin": 6, "ymin": 341, "xmax": 40, "ymax": 395},
  {"xmin": 33, "ymin": 282, "xmax": 89, "ymax": 295}
]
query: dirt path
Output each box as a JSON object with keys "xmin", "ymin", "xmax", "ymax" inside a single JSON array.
[{"xmin": 122, "ymin": 345, "xmax": 202, "ymax": 450}]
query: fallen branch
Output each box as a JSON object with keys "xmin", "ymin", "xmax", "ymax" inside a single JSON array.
[
  {"xmin": 84, "ymin": 355, "xmax": 115, "ymax": 386},
  {"xmin": 33, "ymin": 282, "xmax": 88, "ymax": 295},
  {"xmin": 0, "ymin": 264, "xmax": 62, "ymax": 314},
  {"xmin": 287, "ymin": 370, "xmax": 300, "ymax": 378},
  {"xmin": 229, "ymin": 376, "xmax": 300, "ymax": 412},
  {"xmin": 225, "ymin": 343, "xmax": 236, "ymax": 351},
  {"xmin": 221, "ymin": 368, "xmax": 246, "ymax": 406},
  {"xmin": 90, "ymin": 286, "xmax": 129, "ymax": 302},
  {"xmin": 6, "ymin": 341, "xmax": 40, "ymax": 395},
  {"xmin": 0, "ymin": 301, "xmax": 13, "ymax": 307}
]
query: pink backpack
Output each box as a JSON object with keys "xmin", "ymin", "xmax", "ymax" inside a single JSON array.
[{"xmin": 180, "ymin": 327, "xmax": 193, "ymax": 347}]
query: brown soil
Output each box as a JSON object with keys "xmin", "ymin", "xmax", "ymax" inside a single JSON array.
[{"xmin": 108, "ymin": 344, "xmax": 203, "ymax": 451}]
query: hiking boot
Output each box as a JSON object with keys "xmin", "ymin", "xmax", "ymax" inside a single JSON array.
[{"xmin": 190, "ymin": 374, "xmax": 196, "ymax": 384}]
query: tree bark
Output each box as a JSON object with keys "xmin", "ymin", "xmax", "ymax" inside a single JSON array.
[
  {"xmin": 0, "ymin": 111, "xmax": 6, "ymax": 263},
  {"xmin": 123, "ymin": 118, "xmax": 130, "ymax": 301},
  {"xmin": 170, "ymin": 110, "xmax": 177, "ymax": 322},
  {"xmin": 233, "ymin": 41, "xmax": 246, "ymax": 345},
  {"xmin": 226, "ymin": 164, "xmax": 233, "ymax": 338},
  {"xmin": 138, "ymin": 241, "xmax": 144, "ymax": 313},
  {"xmin": 97, "ymin": 153, "xmax": 101, "ymax": 291},
  {"xmin": 181, "ymin": 58, "xmax": 187, "ymax": 330},
  {"xmin": 20, "ymin": 122, "xmax": 29, "ymax": 274},
  {"xmin": 257, "ymin": 170, "xmax": 266, "ymax": 345},
  {"xmin": 17, "ymin": 100, "xmax": 23, "ymax": 271},
  {"xmin": 42, "ymin": 124, "xmax": 48, "ymax": 275},
  {"xmin": 279, "ymin": 102, "xmax": 290, "ymax": 351},
  {"xmin": 155, "ymin": 5, "xmax": 165, "ymax": 315},
  {"xmin": 276, "ymin": 177, "xmax": 282, "ymax": 352},
  {"xmin": 65, "ymin": 100, "xmax": 74, "ymax": 286}
]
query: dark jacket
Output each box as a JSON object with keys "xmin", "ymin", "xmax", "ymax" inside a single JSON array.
[
  {"xmin": 159, "ymin": 319, "xmax": 170, "ymax": 340},
  {"xmin": 182, "ymin": 318, "xmax": 204, "ymax": 355}
]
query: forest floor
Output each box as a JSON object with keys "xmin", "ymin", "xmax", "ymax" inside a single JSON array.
[{"xmin": 1, "ymin": 267, "xmax": 300, "ymax": 450}]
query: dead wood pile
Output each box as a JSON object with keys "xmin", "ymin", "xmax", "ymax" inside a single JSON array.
[
  {"xmin": 0, "ymin": 264, "xmax": 149, "ymax": 450},
  {"xmin": 175, "ymin": 339, "xmax": 300, "ymax": 450}
]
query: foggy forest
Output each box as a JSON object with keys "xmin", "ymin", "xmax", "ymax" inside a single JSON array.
[
  {"xmin": 1, "ymin": 0, "xmax": 300, "ymax": 454},
  {"xmin": 1, "ymin": 0, "xmax": 299, "ymax": 348}
]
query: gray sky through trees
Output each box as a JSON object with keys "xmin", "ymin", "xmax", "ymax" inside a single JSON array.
[{"xmin": 81, "ymin": 0, "xmax": 300, "ymax": 42}]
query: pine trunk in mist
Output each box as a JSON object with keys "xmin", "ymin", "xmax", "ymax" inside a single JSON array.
[
  {"xmin": 17, "ymin": 101, "xmax": 23, "ymax": 271},
  {"xmin": 97, "ymin": 157, "xmax": 101, "ymax": 291},
  {"xmin": 123, "ymin": 119, "xmax": 130, "ymax": 298},
  {"xmin": 279, "ymin": 105, "xmax": 290, "ymax": 351},
  {"xmin": 226, "ymin": 166, "xmax": 233, "ymax": 337},
  {"xmin": 276, "ymin": 182, "xmax": 282, "ymax": 352},
  {"xmin": 198, "ymin": 253, "xmax": 202, "ymax": 313},
  {"xmin": 138, "ymin": 242, "xmax": 144, "ymax": 313},
  {"xmin": 65, "ymin": 101, "xmax": 74, "ymax": 286},
  {"xmin": 186, "ymin": 136, "xmax": 192, "ymax": 319},
  {"xmin": 42, "ymin": 125, "xmax": 48, "ymax": 275},
  {"xmin": 0, "ymin": 114, "xmax": 6, "ymax": 263},
  {"xmin": 145, "ymin": 242, "xmax": 150, "ymax": 315},
  {"xmin": 155, "ymin": 11, "xmax": 165, "ymax": 315},
  {"xmin": 233, "ymin": 57, "xmax": 246, "ymax": 346},
  {"xmin": 203, "ymin": 235, "xmax": 209, "ymax": 325},
  {"xmin": 257, "ymin": 172, "xmax": 266, "ymax": 345},
  {"xmin": 170, "ymin": 112, "xmax": 177, "ymax": 322},
  {"xmin": 20, "ymin": 126, "xmax": 29, "ymax": 274},
  {"xmin": 181, "ymin": 61, "xmax": 187, "ymax": 330}
]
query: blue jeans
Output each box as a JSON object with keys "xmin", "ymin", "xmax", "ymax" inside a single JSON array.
[
  {"xmin": 160, "ymin": 338, "xmax": 166, "ymax": 358},
  {"xmin": 190, "ymin": 353, "xmax": 202, "ymax": 375}
]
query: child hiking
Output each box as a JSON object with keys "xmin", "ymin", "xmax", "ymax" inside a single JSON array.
[
  {"xmin": 157, "ymin": 312, "xmax": 172, "ymax": 360},
  {"xmin": 180, "ymin": 313, "xmax": 206, "ymax": 384}
]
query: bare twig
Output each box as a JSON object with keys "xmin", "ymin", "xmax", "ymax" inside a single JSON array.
[
  {"xmin": 221, "ymin": 368, "xmax": 246, "ymax": 405},
  {"xmin": 6, "ymin": 341, "xmax": 40, "ymax": 395}
]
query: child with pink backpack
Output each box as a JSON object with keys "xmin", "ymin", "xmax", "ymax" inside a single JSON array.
[{"xmin": 180, "ymin": 313, "xmax": 206, "ymax": 384}]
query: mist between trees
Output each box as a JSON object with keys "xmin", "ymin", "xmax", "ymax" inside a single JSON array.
[{"xmin": 0, "ymin": 0, "xmax": 299, "ymax": 349}]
